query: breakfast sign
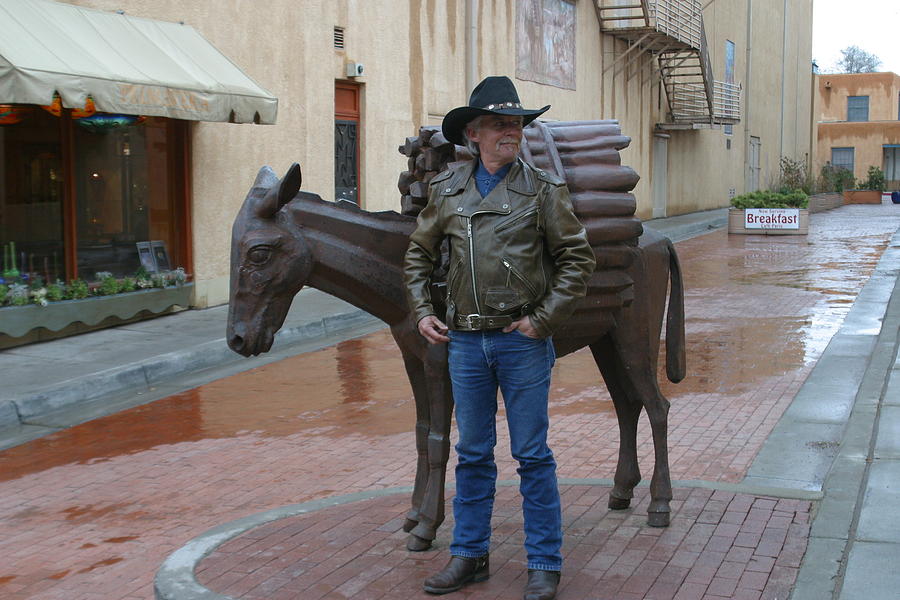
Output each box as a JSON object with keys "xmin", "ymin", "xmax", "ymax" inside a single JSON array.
[{"xmin": 743, "ymin": 208, "xmax": 801, "ymax": 230}]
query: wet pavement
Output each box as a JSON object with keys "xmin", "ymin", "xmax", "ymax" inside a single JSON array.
[{"xmin": 1, "ymin": 203, "xmax": 900, "ymax": 599}]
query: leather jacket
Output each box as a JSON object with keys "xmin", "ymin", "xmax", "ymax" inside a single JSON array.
[{"xmin": 404, "ymin": 158, "xmax": 596, "ymax": 338}]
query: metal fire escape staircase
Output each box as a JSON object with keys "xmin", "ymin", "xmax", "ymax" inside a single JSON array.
[{"xmin": 594, "ymin": 0, "xmax": 741, "ymax": 129}]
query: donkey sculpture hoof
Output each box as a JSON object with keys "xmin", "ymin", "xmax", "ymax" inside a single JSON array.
[
  {"xmin": 402, "ymin": 518, "xmax": 418, "ymax": 533},
  {"xmin": 406, "ymin": 534, "xmax": 433, "ymax": 552},
  {"xmin": 647, "ymin": 511, "xmax": 670, "ymax": 528},
  {"xmin": 608, "ymin": 496, "xmax": 631, "ymax": 510}
]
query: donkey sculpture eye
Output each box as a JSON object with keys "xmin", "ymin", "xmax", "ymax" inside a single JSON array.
[{"xmin": 247, "ymin": 245, "xmax": 272, "ymax": 265}]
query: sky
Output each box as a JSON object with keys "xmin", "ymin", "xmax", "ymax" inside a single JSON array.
[{"xmin": 813, "ymin": 0, "xmax": 900, "ymax": 74}]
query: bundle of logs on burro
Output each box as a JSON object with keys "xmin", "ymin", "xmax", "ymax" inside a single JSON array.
[{"xmin": 226, "ymin": 119, "xmax": 686, "ymax": 553}]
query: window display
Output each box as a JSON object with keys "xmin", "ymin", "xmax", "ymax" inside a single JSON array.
[{"xmin": 0, "ymin": 106, "xmax": 188, "ymax": 287}]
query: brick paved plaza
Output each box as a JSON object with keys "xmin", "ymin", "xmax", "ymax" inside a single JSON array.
[{"xmin": 1, "ymin": 204, "xmax": 899, "ymax": 599}]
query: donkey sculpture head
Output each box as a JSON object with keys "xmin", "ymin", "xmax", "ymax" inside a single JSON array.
[{"xmin": 227, "ymin": 163, "xmax": 312, "ymax": 356}]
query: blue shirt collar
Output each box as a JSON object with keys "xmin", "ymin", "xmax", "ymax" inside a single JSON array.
[{"xmin": 474, "ymin": 160, "xmax": 513, "ymax": 198}]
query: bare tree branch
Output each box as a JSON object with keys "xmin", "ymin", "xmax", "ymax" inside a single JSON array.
[{"xmin": 837, "ymin": 46, "xmax": 882, "ymax": 73}]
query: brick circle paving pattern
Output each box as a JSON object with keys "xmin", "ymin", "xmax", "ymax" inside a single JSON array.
[{"xmin": 196, "ymin": 485, "xmax": 811, "ymax": 600}]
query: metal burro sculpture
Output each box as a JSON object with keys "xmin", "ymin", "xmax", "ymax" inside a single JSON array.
[{"xmin": 227, "ymin": 120, "xmax": 686, "ymax": 553}]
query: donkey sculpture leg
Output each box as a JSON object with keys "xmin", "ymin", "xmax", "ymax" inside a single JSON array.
[
  {"xmin": 391, "ymin": 318, "xmax": 453, "ymax": 551},
  {"xmin": 592, "ymin": 340, "xmax": 673, "ymax": 527},
  {"xmin": 590, "ymin": 341, "xmax": 644, "ymax": 510},
  {"xmin": 588, "ymin": 229, "xmax": 683, "ymax": 527}
]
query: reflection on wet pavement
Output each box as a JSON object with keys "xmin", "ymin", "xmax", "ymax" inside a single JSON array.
[{"xmin": 1, "ymin": 204, "xmax": 898, "ymax": 599}]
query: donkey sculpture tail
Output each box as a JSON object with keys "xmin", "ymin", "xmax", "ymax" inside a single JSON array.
[{"xmin": 665, "ymin": 237, "xmax": 686, "ymax": 384}]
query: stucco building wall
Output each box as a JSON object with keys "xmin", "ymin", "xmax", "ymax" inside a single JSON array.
[
  {"xmin": 65, "ymin": 0, "xmax": 812, "ymax": 308},
  {"xmin": 815, "ymin": 72, "xmax": 900, "ymax": 184}
]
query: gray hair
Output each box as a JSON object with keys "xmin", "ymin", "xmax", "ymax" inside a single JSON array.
[{"xmin": 461, "ymin": 115, "xmax": 485, "ymax": 157}]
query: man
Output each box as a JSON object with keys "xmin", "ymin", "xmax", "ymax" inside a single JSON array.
[{"xmin": 404, "ymin": 76, "xmax": 596, "ymax": 600}]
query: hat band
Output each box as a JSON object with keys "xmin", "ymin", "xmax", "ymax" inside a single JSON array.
[{"xmin": 483, "ymin": 102, "xmax": 522, "ymax": 110}]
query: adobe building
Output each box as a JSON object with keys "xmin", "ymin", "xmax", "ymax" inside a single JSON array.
[
  {"xmin": 814, "ymin": 71, "xmax": 900, "ymax": 189},
  {"xmin": 1, "ymin": 0, "xmax": 812, "ymax": 344}
]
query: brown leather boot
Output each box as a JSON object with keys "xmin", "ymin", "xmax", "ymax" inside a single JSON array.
[
  {"xmin": 423, "ymin": 555, "xmax": 489, "ymax": 595},
  {"xmin": 524, "ymin": 569, "xmax": 560, "ymax": 600}
]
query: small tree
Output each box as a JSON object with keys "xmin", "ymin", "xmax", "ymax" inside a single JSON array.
[
  {"xmin": 859, "ymin": 166, "xmax": 885, "ymax": 191},
  {"xmin": 818, "ymin": 163, "xmax": 856, "ymax": 192},
  {"xmin": 774, "ymin": 157, "xmax": 813, "ymax": 194},
  {"xmin": 836, "ymin": 46, "xmax": 882, "ymax": 73}
]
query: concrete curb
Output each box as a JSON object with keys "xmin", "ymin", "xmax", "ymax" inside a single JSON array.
[{"xmin": 644, "ymin": 208, "xmax": 729, "ymax": 242}]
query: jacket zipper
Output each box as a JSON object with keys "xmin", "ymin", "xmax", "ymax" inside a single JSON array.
[
  {"xmin": 494, "ymin": 208, "xmax": 538, "ymax": 233},
  {"xmin": 465, "ymin": 209, "xmax": 508, "ymax": 314},
  {"xmin": 502, "ymin": 258, "xmax": 538, "ymax": 297},
  {"xmin": 467, "ymin": 218, "xmax": 481, "ymax": 314}
]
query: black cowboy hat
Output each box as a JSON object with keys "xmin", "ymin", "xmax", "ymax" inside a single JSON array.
[{"xmin": 442, "ymin": 76, "xmax": 550, "ymax": 147}]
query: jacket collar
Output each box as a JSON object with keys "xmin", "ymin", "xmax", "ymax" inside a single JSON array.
[{"xmin": 440, "ymin": 158, "xmax": 537, "ymax": 198}]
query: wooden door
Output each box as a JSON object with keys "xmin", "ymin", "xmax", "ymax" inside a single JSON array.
[{"xmin": 335, "ymin": 82, "xmax": 361, "ymax": 204}]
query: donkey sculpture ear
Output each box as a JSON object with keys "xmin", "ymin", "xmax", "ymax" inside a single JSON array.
[
  {"xmin": 277, "ymin": 163, "xmax": 302, "ymax": 208},
  {"xmin": 253, "ymin": 165, "xmax": 278, "ymax": 189},
  {"xmin": 255, "ymin": 163, "xmax": 302, "ymax": 218}
]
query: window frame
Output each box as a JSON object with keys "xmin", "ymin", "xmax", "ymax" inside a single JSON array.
[
  {"xmin": 831, "ymin": 147, "xmax": 855, "ymax": 174},
  {"xmin": 847, "ymin": 96, "xmax": 869, "ymax": 122}
]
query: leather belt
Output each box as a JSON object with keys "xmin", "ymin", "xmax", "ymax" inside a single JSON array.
[{"xmin": 454, "ymin": 312, "xmax": 524, "ymax": 331}]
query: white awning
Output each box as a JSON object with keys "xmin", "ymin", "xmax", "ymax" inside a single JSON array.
[{"xmin": 0, "ymin": 0, "xmax": 277, "ymax": 124}]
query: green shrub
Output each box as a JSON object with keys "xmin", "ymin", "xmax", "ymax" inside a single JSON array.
[
  {"xmin": 9, "ymin": 283, "xmax": 30, "ymax": 306},
  {"xmin": 0, "ymin": 284, "xmax": 7, "ymax": 305},
  {"xmin": 858, "ymin": 166, "xmax": 885, "ymax": 191},
  {"xmin": 46, "ymin": 282, "xmax": 65, "ymax": 302},
  {"xmin": 119, "ymin": 277, "xmax": 136, "ymax": 293},
  {"xmin": 731, "ymin": 190, "xmax": 809, "ymax": 210},
  {"xmin": 97, "ymin": 272, "xmax": 120, "ymax": 296},
  {"xmin": 66, "ymin": 278, "xmax": 89, "ymax": 300},
  {"xmin": 818, "ymin": 164, "xmax": 856, "ymax": 192}
]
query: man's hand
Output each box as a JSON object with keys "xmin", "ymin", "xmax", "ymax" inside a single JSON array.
[
  {"xmin": 503, "ymin": 316, "xmax": 540, "ymax": 339},
  {"xmin": 417, "ymin": 315, "xmax": 450, "ymax": 344}
]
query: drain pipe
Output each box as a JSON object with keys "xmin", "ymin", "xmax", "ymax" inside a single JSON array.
[
  {"xmin": 779, "ymin": 0, "xmax": 788, "ymax": 159},
  {"xmin": 466, "ymin": 0, "xmax": 478, "ymax": 94},
  {"xmin": 744, "ymin": 0, "xmax": 753, "ymax": 191}
]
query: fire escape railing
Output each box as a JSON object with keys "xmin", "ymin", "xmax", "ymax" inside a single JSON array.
[{"xmin": 595, "ymin": 0, "xmax": 741, "ymax": 127}]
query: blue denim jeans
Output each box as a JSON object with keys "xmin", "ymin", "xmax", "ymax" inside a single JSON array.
[{"xmin": 447, "ymin": 329, "xmax": 562, "ymax": 572}]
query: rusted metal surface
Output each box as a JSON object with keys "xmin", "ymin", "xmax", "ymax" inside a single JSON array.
[{"xmin": 228, "ymin": 120, "xmax": 686, "ymax": 549}]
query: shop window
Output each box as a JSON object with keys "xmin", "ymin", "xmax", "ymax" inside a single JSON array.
[
  {"xmin": 831, "ymin": 147, "xmax": 855, "ymax": 174},
  {"xmin": 74, "ymin": 117, "xmax": 179, "ymax": 280},
  {"xmin": 847, "ymin": 96, "xmax": 869, "ymax": 122},
  {"xmin": 0, "ymin": 107, "xmax": 189, "ymax": 285},
  {"xmin": 0, "ymin": 108, "xmax": 65, "ymax": 282}
]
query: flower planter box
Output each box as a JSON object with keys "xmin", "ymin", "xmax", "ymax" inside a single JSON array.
[
  {"xmin": 0, "ymin": 284, "xmax": 193, "ymax": 338},
  {"xmin": 728, "ymin": 208, "xmax": 809, "ymax": 235},
  {"xmin": 842, "ymin": 190, "xmax": 882, "ymax": 204}
]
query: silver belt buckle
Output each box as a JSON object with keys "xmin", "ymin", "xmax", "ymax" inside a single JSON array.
[{"xmin": 463, "ymin": 313, "xmax": 481, "ymax": 329}]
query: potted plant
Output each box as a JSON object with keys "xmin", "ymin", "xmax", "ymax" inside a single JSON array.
[
  {"xmin": 0, "ymin": 268, "xmax": 193, "ymax": 338},
  {"xmin": 843, "ymin": 166, "xmax": 885, "ymax": 204},
  {"xmin": 728, "ymin": 189, "xmax": 810, "ymax": 235}
]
